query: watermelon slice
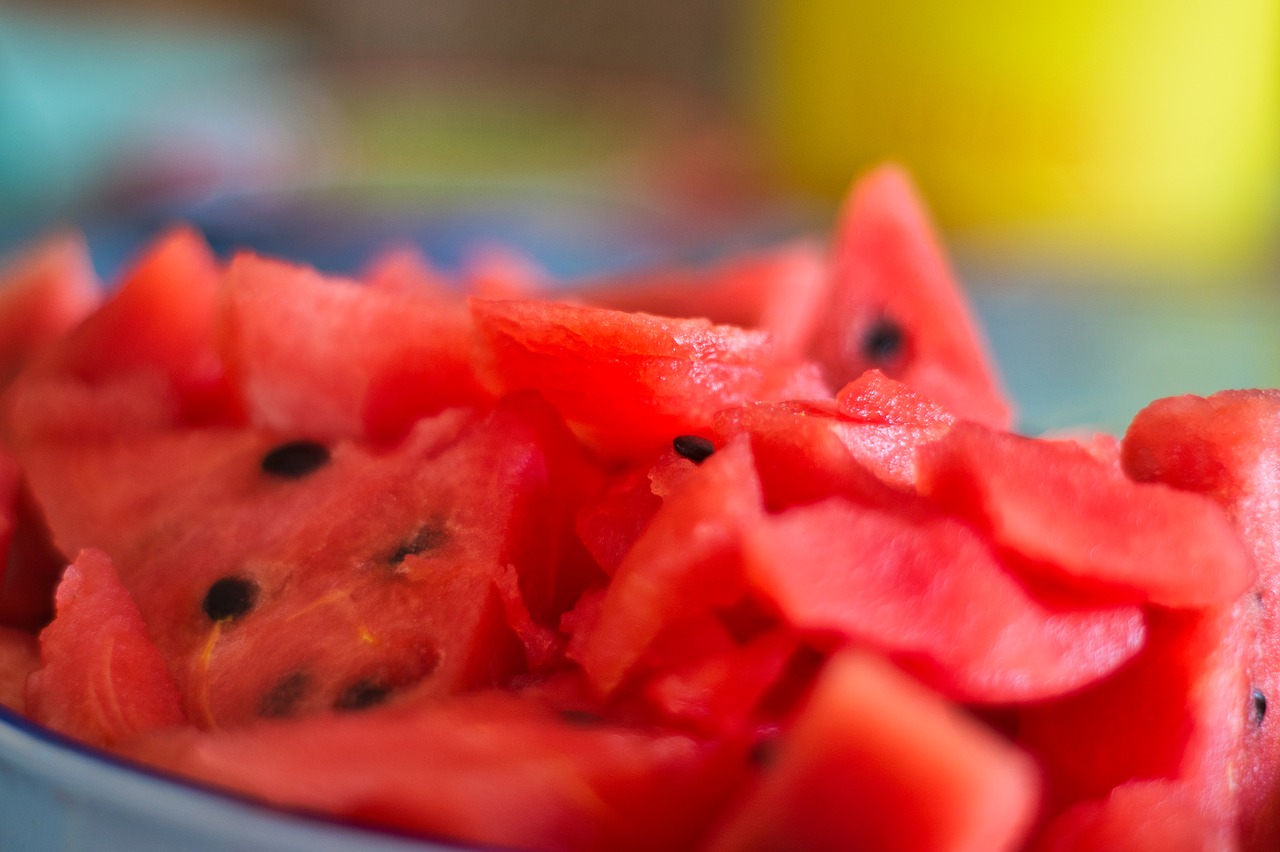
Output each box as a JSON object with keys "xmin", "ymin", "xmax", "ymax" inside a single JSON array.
[
  {"xmin": 20, "ymin": 400, "xmax": 599, "ymax": 729},
  {"xmin": 1121, "ymin": 389, "xmax": 1280, "ymax": 849},
  {"xmin": 25, "ymin": 548, "xmax": 185, "ymax": 748},
  {"xmin": 918, "ymin": 421, "xmax": 1254, "ymax": 607},
  {"xmin": 0, "ymin": 230, "xmax": 101, "ymax": 389},
  {"xmin": 702, "ymin": 650, "xmax": 1038, "ymax": 852},
  {"xmin": 809, "ymin": 165, "xmax": 1013, "ymax": 428},
  {"xmin": 741, "ymin": 496, "xmax": 1146, "ymax": 703},
  {"xmin": 220, "ymin": 252, "xmax": 490, "ymax": 444},
  {"xmin": 126, "ymin": 686, "xmax": 744, "ymax": 852},
  {"xmin": 471, "ymin": 298, "xmax": 830, "ymax": 459},
  {"xmin": 2, "ymin": 226, "xmax": 237, "ymax": 446}
]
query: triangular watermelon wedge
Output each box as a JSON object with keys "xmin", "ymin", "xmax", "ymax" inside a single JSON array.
[
  {"xmin": 25, "ymin": 548, "xmax": 186, "ymax": 748},
  {"xmin": 809, "ymin": 164, "xmax": 1013, "ymax": 428}
]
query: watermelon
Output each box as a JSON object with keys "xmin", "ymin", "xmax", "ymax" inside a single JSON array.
[
  {"xmin": 810, "ymin": 165, "xmax": 1012, "ymax": 428},
  {"xmin": 19, "ymin": 399, "xmax": 597, "ymax": 729},
  {"xmin": 0, "ymin": 231, "xmax": 100, "ymax": 390},
  {"xmin": 0, "ymin": 625, "xmax": 38, "ymax": 711},
  {"xmin": 25, "ymin": 548, "xmax": 185, "ymax": 748},
  {"xmin": 126, "ymin": 684, "xmax": 746, "ymax": 852},
  {"xmin": 1119, "ymin": 389, "xmax": 1280, "ymax": 849},
  {"xmin": 1, "ymin": 165, "xmax": 1276, "ymax": 852},
  {"xmin": 2, "ymin": 226, "xmax": 237, "ymax": 447},
  {"xmin": 470, "ymin": 298, "xmax": 830, "ymax": 459},
  {"xmin": 702, "ymin": 650, "xmax": 1038, "ymax": 852},
  {"xmin": 221, "ymin": 252, "xmax": 490, "ymax": 444}
]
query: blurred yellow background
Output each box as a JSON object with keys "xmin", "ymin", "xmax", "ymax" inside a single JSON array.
[{"xmin": 750, "ymin": 0, "xmax": 1280, "ymax": 281}]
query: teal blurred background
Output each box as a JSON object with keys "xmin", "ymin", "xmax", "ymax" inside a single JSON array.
[{"xmin": 1, "ymin": 1, "xmax": 1279, "ymax": 435}]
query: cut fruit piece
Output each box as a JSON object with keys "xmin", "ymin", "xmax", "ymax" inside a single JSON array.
[
  {"xmin": 809, "ymin": 164, "xmax": 1012, "ymax": 428},
  {"xmin": 918, "ymin": 422, "xmax": 1254, "ymax": 607},
  {"xmin": 471, "ymin": 298, "xmax": 829, "ymax": 459},
  {"xmin": 703, "ymin": 650, "xmax": 1038, "ymax": 852},
  {"xmin": 742, "ymin": 497, "xmax": 1146, "ymax": 703},
  {"xmin": 26, "ymin": 548, "xmax": 185, "ymax": 748},
  {"xmin": 221, "ymin": 252, "xmax": 490, "ymax": 444},
  {"xmin": 127, "ymin": 688, "xmax": 743, "ymax": 852}
]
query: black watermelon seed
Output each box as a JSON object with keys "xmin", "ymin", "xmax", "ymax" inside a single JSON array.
[
  {"xmin": 261, "ymin": 440, "xmax": 331, "ymax": 479},
  {"xmin": 1252, "ymin": 688, "xmax": 1268, "ymax": 726},
  {"xmin": 673, "ymin": 435, "xmax": 715, "ymax": 464},
  {"xmin": 202, "ymin": 577, "xmax": 259, "ymax": 622},
  {"xmin": 388, "ymin": 520, "xmax": 450, "ymax": 566},
  {"xmin": 259, "ymin": 671, "xmax": 312, "ymax": 718},
  {"xmin": 558, "ymin": 709, "xmax": 605, "ymax": 727},
  {"xmin": 335, "ymin": 679, "xmax": 392, "ymax": 712},
  {"xmin": 861, "ymin": 316, "xmax": 907, "ymax": 366},
  {"xmin": 747, "ymin": 734, "xmax": 781, "ymax": 768}
]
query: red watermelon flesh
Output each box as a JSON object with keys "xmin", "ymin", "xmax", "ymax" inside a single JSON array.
[
  {"xmin": 713, "ymin": 371, "xmax": 958, "ymax": 503},
  {"xmin": 741, "ymin": 496, "xmax": 1146, "ymax": 703},
  {"xmin": 0, "ymin": 624, "xmax": 38, "ymax": 711},
  {"xmin": 810, "ymin": 164, "xmax": 1013, "ymax": 429},
  {"xmin": 836, "ymin": 366, "xmax": 956, "ymax": 428},
  {"xmin": 0, "ymin": 230, "xmax": 101, "ymax": 389},
  {"xmin": 25, "ymin": 548, "xmax": 186, "ymax": 748},
  {"xmin": 124, "ymin": 687, "xmax": 744, "ymax": 852},
  {"xmin": 2, "ymin": 188, "xmax": 1276, "ymax": 851},
  {"xmin": 713, "ymin": 399, "xmax": 912, "ymax": 512},
  {"xmin": 1016, "ymin": 601, "xmax": 1249, "ymax": 838},
  {"xmin": 573, "ymin": 240, "xmax": 829, "ymax": 364},
  {"xmin": 567, "ymin": 437, "xmax": 763, "ymax": 697},
  {"xmin": 470, "ymin": 298, "xmax": 831, "ymax": 460},
  {"xmin": 220, "ymin": 252, "xmax": 491, "ymax": 445},
  {"xmin": 919, "ymin": 422, "xmax": 1254, "ymax": 608},
  {"xmin": 462, "ymin": 242, "xmax": 550, "ymax": 300},
  {"xmin": 701, "ymin": 649, "xmax": 1039, "ymax": 852},
  {"xmin": 572, "ymin": 449, "xmax": 704, "ymax": 578},
  {"xmin": 1121, "ymin": 389, "xmax": 1280, "ymax": 849},
  {"xmin": 640, "ymin": 625, "xmax": 799, "ymax": 738},
  {"xmin": 20, "ymin": 401, "xmax": 596, "ymax": 729},
  {"xmin": 2, "ymin": 227, "xmax": 237, "ymax": 446},
  {"xmin": 1032, "ymin": 780, "xmax": 1236, "ymax": 852},
  {"xmin": 361, "ymin": 244, "xmax": 459, "ymax": 299},
  {"xmin": 0, "ymin": 446, "xmax": 66, "ymax": 631}
]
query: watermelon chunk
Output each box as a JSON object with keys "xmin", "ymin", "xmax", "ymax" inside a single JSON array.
[
  {"xmin": 567, "ymin": 437, "xmax": 763, "ymax": 696},
  {"xmin": 809, "ymin": 165, "xmax": 1012, "ymax": 428},
  {"xmin": 21, "ymin": 401, "xmax": 599, "ymax": 728},
  {"xmin": 3, "ymin": 227, "xmax": 237, "ymax": 446},
  {"xmin": 1033, "ymin": 781, "xmax": 1236, "ymax": 852},
  {"xmin": 25, "ymin": 548, "xmax": 185, "ymax": 748},
  {"xmin": 1121, "ymin": 389, "xmax": 1280, "ymax": 849},
  {"xmin": 0, "ymin": 625, "xmax": 38, "ymax": 711},
  {"xmin": 221, "ymin": 252, "xmax": 490, "ymax": 444},
  {"xmin": 713, "ymin": 398, "xmax": 909, "ymax": 512},
  {"xmin": 918, "ymin": 422, "xmax": 1254, "ymax": 607},
  {"xmin": 702, "ymin": 650, "xmax": 1038, "ymax": 852},
  {"xmin": 741, "ymin": 496, "xmax": 1146, "ymax": 703},
  {"xmin": 1016, "ymin": 602, "xmax": 1249, "ymax": 837},
  {"xmin": 0, "ymin": 230, "xmax": 101, "ymax": 389},
  {"xmin": 470, "ymin": 298, "xmax": 830, "ymax": 459},
  {"xmin": 126, "ymin": 688, "xmax": 744, "ymax": 852},
  {"xmin": 573, "ymin": 240, "xmax": 829, "ymax": 363}
]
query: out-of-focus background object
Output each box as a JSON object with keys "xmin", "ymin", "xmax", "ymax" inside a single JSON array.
[
  {"xmin": 750, "ymin": 0, "xmax": 1280, "ymax": 282},
  {"xmin": 0, "ymin": 0, "xmax": 1279, "ymax": 434}
]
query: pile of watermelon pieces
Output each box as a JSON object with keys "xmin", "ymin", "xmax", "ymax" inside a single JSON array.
[{"xmin": 0, "ymin": 164, "xmax": 1278, "ymax": 851}]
